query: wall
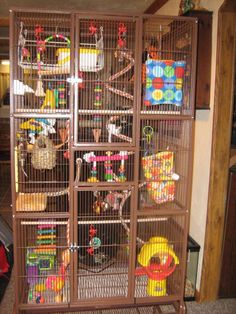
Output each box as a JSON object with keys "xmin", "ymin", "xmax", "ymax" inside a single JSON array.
[
  {"xmin": 158, "ymin": 0, "xmax": 224, "ymax": 291},
  {"xmin": 156, "ymin": 0, "xmax": 180, "ymax": 15},
  {"xmin": 0, "ymin": 63, "xmax": 10, "ymax": 102}
]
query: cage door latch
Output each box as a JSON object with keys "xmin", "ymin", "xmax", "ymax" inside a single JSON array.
[{"xmin": 69, "ymin": 242, "xmax": 80, "ymax": 252}]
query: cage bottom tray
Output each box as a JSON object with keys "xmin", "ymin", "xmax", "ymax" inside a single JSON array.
[
  {"xmin": 26, "ymin": 264, "xmax": 177, "ymax": 303},
  {"xmin": 77, "ymin": 265, "xmax": 166, "ymax": 299}
]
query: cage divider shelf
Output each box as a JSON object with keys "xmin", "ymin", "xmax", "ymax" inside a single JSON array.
[
  {"xmin": 15, "ymin": 212, "xmax": 70, "ymax": 220},
  {"xmin": 140, "ymin": 111, "xmax": 182, "ymax": 116},
  {"xmin": 13, "ymin": 109, "xmax": 71, "ymax": 116}
]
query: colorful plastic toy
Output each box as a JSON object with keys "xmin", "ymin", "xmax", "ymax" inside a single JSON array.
[
  {"xmin": 144, "ymin": 59, "xmax": 186, "ymax": 107},
  {"xmin": 83, "ymin": 151, "xmax": 130, "ymax": 182},
  {"xmin": 135, "ymin": 237, "xmax": 179, "ymax": 296},
  {"xmin": 26, "ymin": 223, "xmax": 57, "ymax": 286},
  {"xmin": 20, "ymin": 115, "xmax": 56, "ymax": 144},
  {"xmin": 142, "ymin": 151, "xmax": 179, "ymax": 204},
  {"xmin": 35, "ymin": 283, "xmax": 46, "ymax": 292},
  {"xmin": 26, "ymin": 264, "xmax": 39, "ymax": 285},
  {"xmin": 45, "ymin": 275, "xmax": 65, "ymax": 293}
]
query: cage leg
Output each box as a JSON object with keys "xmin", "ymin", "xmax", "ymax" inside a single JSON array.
[{"xmin": 179, "ymin": 301, "xmax": 186, "ymax": 314}]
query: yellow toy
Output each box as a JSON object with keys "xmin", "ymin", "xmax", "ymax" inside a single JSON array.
[
  {"xmin": 142, "ymin": 151, "xmax": 179, "ymax": 204},
  {"xmin": 40, "ymin": 89, "xmax": 56, "ymax": 110},
  {"xmin": 135, "ymin": 237, "xmax": 179, "ymax": 296},
  {"xmin": 55, "ymin": 293, "xmax": 63, "ymax": 303},
  {"xmin": 20, "ymin": 119, "xmax": 42, "ymax": 132},
  {"xmin": 34, "ymin": 283, "xmax": 46, "ymax": 292}
]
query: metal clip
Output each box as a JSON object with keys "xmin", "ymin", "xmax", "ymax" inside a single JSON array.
[
  {"xmin": 69, "ymin": 242, "xmax": 80, "ymax": 252},
  {"xmin": 69, "ymin": 243, "xmax": 75, "ymax": 252}
]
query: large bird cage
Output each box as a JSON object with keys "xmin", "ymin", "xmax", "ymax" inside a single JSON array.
[{"xmin": 10, "ymin": 9, "xmax": 197, "ymax": 314}]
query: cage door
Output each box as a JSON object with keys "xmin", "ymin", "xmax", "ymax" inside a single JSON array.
[
  {"xmin": 71, "ymin": 187, "xmax": 136, "ymax": 304},
  {"xmin": 73, "ymin": 15, "xmax": 138, "ymax": 146}
]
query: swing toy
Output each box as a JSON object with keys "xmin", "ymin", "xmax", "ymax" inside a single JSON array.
[
  {"xmin": 18, "ymin": 22, "xmax": 71, "ymax": 75},
  {"xmin": 83, "ymin": 151, "xmax": 131, "ymax": 182},
  {"xmin": 135, "ymin": 237, "xmax": 179, "ymax": 296}
]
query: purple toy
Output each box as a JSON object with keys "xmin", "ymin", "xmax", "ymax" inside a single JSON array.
[{"xmin": 27, "ymin": 265, "xmax": 39, "ymax": 285}]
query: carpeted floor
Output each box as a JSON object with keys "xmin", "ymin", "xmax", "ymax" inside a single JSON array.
[{"xmin": 1, "ymin": 274, "xmax": 236, "ymax": 314}]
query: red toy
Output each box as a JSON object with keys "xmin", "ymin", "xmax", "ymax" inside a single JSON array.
[{"xmin": 0, "ymin": 243, "xmax": 9, "ymax": 276}]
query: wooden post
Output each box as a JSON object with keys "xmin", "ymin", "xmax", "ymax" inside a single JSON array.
[{"xmin": 199, "ymin": 0, "xmax": 236, "ymax": 301}]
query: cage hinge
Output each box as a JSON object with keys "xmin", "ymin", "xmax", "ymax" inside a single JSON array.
[{"xmin": 67, "ymin": 76, "xmax": 83, "ymax": 85}]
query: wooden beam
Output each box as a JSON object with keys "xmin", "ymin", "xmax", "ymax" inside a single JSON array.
[
  {"xmin": 221, "ymin": 0, "xmax": 236, "ymax": 12},
  {"xmin": 199, "ymin": 0, "xmax": 236, "ymax": 301},
  {"xmin": 144, "ymin": 0, "xmax": 169, "ymax": 14}
]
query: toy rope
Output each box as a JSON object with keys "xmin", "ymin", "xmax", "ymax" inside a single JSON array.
[
  {"xmin": 104, "ymin": 51, "xmax": 134, "ymax": 100},
  {"xmin": 118, "ymin": 184, "xmax": 146, "ymax": 246},
  {"xmin": 66, "ymin": 218, "xmax": 70, "ymax": 247}
]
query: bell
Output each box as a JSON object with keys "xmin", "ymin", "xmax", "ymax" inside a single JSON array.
[{"xmin": 101, "ymin": 201, "xmax": 110, "ymax": 212}]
